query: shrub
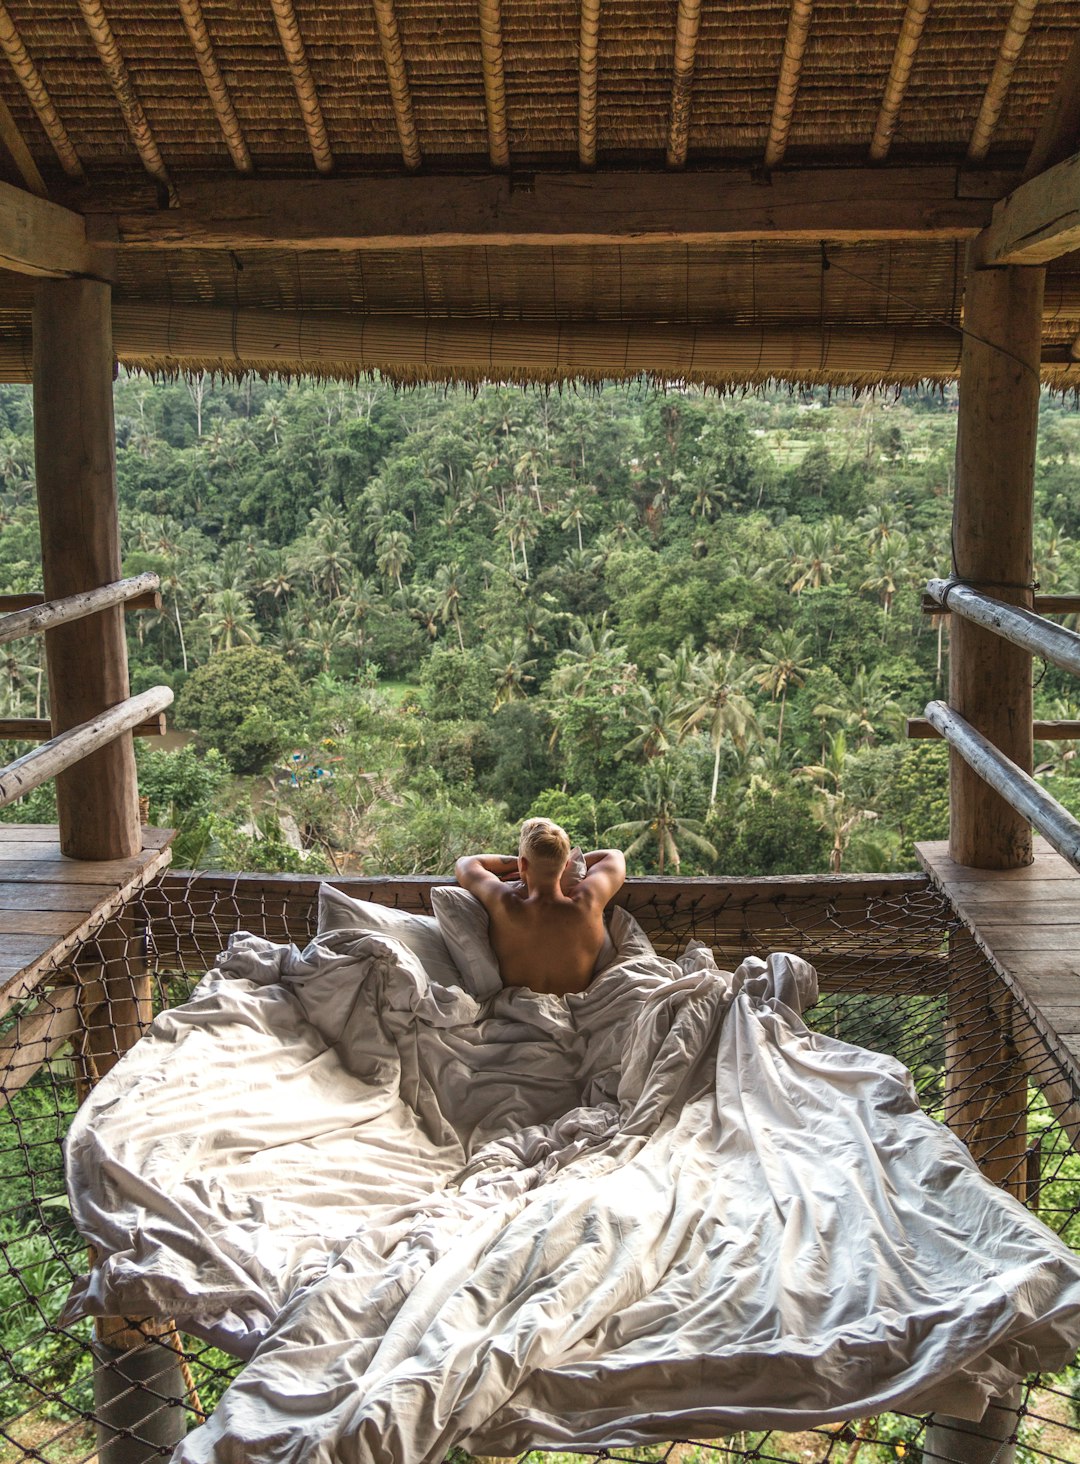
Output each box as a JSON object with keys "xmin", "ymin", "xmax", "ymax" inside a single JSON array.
[{"xmin": 175, "ymin": 648, "xmax": 304, "ymax": 773}]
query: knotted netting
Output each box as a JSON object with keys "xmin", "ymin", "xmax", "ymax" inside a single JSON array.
[{"xmin": 3, "ymin": 868, "xmax": 1080, "ymax": 1464}]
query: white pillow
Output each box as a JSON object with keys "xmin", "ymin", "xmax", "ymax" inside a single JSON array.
[
  {"xmin": 429, "ymin": 886, "xmax": 503, "ymax": 1001},
  {"xmin": 317, "ymin": 884, "xmax": 464, "ymax": 990}
]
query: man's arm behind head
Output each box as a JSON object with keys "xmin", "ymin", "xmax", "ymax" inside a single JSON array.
[{"xmin": 577, "ymin": 849, "xmax": 627, "ymax": 907}]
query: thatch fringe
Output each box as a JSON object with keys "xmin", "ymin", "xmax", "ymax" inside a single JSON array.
[
  {"xmin": 764, "ymin": 0, "xmax": 814, "ymax": 171},
  {"xmin": 578, "ymin": 0, "xmax": 601, "ymax": 169},
  {"xmin": 665, "ymin": 0, "xmax": 701, "ymax": 170},
  {"xmin": 967, "ymin": 0, "xmax": 1038, "ymax": 163},
  {"xmin": 869, "ymin": 0, "xmax": 931, "ymax": 163},
  {"xmin": 0, "ymin": 0, "xmax": 82, "ymax": 178},
  {"xmin": 269, "ymin": 0, "xmax": 334, "ymax": 174},
  {"xmin": 372, "ymin": 0, "xmax": 421, "ymax": 172},
  {"xmin": 177, "ymin": 0, "xmax": 253, "ymax": 174},
  {"xmin": 76, "ymin": 0, "xmax": 172, "ymax": 193}
]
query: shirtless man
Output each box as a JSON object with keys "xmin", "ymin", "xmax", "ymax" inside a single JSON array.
[{"xmin": 454, "ymin": 818, "xmax": 626, "ymax": 997}]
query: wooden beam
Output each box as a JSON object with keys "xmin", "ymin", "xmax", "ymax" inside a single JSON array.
[
  {"xmin": 0, "ymin": 589, "xmax": 161, "ymax": 612},
  {"xmin": 908, "ymin": 718, "xmax": 1080, "ymax": 741},
  {"xmin": 922, "ymin": 592, "xmax": 1080, "ymax": 615},
  {"xmin": 1023, "ymin": 32, "xmax": 1080, "ymax": 181},
  {"xmin": 0, "ymin": 1, "xmax": 82, "ymax": 179},
  {"xmin": 764, "ymin": 0, "xmax": 814, "ymax": 171},
  {"xmin": 0, "ymin": 715, "xmax": 165, "ymax": 739},
  {"xmin": 0, "ymin": 176, "xmax": 92, "ymax": 276},
  {"xmin": 948, "ymin": 261, "xmax": 1043, "ymax": 870},
  {"xmin": 868, "ymin": 0, "xmax": 931, "ymax": 163},
  {"xmin": 578, "ymin": 0, "xmax": 601, "ymax": 169},
  {"xmin": 77, "ymin": 0, "xmax": 172, "ymax": 195},
  {"xmin": 88, "ymin": 166, "xmax": 1016, "ymax": 252},
  {"xmin": 974, "ymin": 147, "xmax": 1080, "ymax": 266},
  {"xmin": 665, "ymin": 0, "xmax": 701, "ymax": 170},
  {"xmin": 269, "ymin": 0, "xmax": 333, "ymax": 174},
  {"xmin": 177, "ymin": 0, "xmax": 252, "ymax": 175},
  {"xmin": 478, "ymin": 0, "xmax": 509, "ymax": 170},
  {"xmin": 0, "ymin": 983, "xmax": 79, "ymax": 1103},
  {"xmin": 0, "ymin": 94, "xmax": 46, "ymax": 196},
  {"xmin": 371, "ymin": 0, "xmax": 420, "ymax": 171},
  {"xmin": 0, "ymin": 573, "xmax": 160, "ymax": 646},
  {"xmin": 967, "ymin": 0, "xmax": 1039, "ymax": 163}
]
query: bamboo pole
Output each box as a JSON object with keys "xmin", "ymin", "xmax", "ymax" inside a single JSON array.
[
  {"xmin": 0, "ymin": 1, "xmax": 83, "ymax": 178},
  {"xmin": 868, "ymin": 0, "xmax": 931, "ymax": 162},
  {"xmin": 966, "ymin": 0, "xmax": 1039, "ymax": 163},
  {"xmin": 478, "ymin": 0, "xmax": 509, "ymax": 170},
  {"xmin": 0, "ymin": 687, "xmax": 173, "ymax": 811},
  {"xmin": 665, "ymin": 0, "xmax": 701, "ymax": 170},
  {"xmin": 0, "ymin": 573, "xmax": 160, "ymax": 647},
  {"xmin": 578, "ymin": 0, "xmax": 601, "ymax": 169},
  {"xmin": 177, "ymin": 0, "xmax": 252, "ymax": 174},
  {"xmin": 371, "ymin": 0, "xmax": 421, "ymax": 171},
  {"xmin": 764, "ymin": 0, "xmax": 814, "ymax": 170},
  {"xmin": 925, "ymin": 700, "xmax": 1080, "ymax": 872},
  {"xmin": 76, "ymin": 0, "xmax": 172, "ymax": 193},
  {"xmin": 927, "ymin": 581, "xmax": 1080, "ymax": 681},
  {"xmin": 949, "ymin": 259, "xmax": 1043, "ymax": 869},
  {"xmin": 270, "ymin": 0, "xmax": 333, "ymax": 174}
]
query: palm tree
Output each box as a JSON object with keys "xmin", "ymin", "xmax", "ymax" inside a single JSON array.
[
  {"xmin": 656, "ymin": 640, "xmax": 699, "ymax": 699},
  {"xmin": 682, "ymin": 648, "xmax": 762, "ymax": 806},
  {"xmin": 507, "ymin": 503, "xmax": 539, "ymax": 580},
  {"xmin": 302, "ymin": 609, "xmax": 346, "ymax": 673},
  {"xmin": 620, "ymin": 682, "xmax": 687, "ymax": 762},
  {"xmin": 376, "ymin": 527, "xmax": 411, "ymax": 590},
  {"xmin": 485, "ymin": 638, "xmax": 537, "ymax": 709},
  {"xmin": 788, "ymin": 520, "xmax": 846, "ymax": 594},
  {"xmin": 812, "ymin": 789, "xmax": 881, "ymax": 874},
  {"xmin": 434, "ymin": 562, "xmax": 467, "ymax": 650},
  {"xmin": 606, "ymin": 767, "xmax": 717, "ymax": 876},
  {"xmin": 812, "ymin": 663, "xmax": 900, "ymax": 748},
  {"xmin": 561, "ymin": 491, "xmax": 594, "ymax": 552},
  {"xmin": 752, "ymin": 628, "xmax": 813, "ymax": 750},
  {"xmin": 549, "ymin": 617, "xmax": 629, "ymax": 697},
  {"xmin": 202, "ymin": 589, "xmax": 260, "ymax": 652},
  {"xmin": 861, "ymin": 534, "xmax": 909, "ymax": 621}
]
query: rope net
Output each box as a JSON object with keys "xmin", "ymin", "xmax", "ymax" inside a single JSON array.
[{"xmin": 3, "ymin": 871, "xmax": 1080, "ymax": 1464}]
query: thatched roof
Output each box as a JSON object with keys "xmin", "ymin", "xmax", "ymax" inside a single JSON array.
[{"xmin": 0, "ymin": 1, "xmax": 1077, "ymax": 388}]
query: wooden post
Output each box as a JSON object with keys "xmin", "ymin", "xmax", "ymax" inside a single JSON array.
[{"xmin": 32, "ymin": 278, "xmax": 140, "ymax": 861}]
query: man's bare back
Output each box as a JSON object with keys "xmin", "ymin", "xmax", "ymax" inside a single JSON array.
[{"xmin": 455, "ymin": 825, "xmax": 626, "ymax": 997}]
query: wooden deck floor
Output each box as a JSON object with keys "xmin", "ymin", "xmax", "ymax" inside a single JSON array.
[
  {"xmin": 0, "ymin": 824, "xmax": 173, "ymax": 1016},
  {"xmin": 918, "ymin": 836, "xmax": 1080, "ymax": 1083}
]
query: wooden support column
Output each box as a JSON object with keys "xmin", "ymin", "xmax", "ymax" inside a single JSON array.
[
  {"xmin": 33, "ymin": 278, "xmax": 140, "ymax": 860},
  {"xmin": 949, "ymin": 258, "xmax": 1044, "ymax": 869}
]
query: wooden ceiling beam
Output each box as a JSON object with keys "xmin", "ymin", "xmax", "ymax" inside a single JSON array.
[
  {"xmin": 966, "ymin": 0, "xmax": 1039, "ymax": 163},
  {"xmin": 478, "ymin": 0, "xmax": 509, "ymax": 170},
  {"xmin": 974, "ymin": 147, "xmax": 1080, "ymax": 265},
  {"xmin": 0, "ymin": 1, "xmax": 82, "ymax": 179},
  {"xmin": 578, "ymin": 0, "xmax": 600, "ymax": 169},
  {"xmin": 177, "ymin": 0, "xmax": 252, "ymax": 175},
  {"xmin": 77, "ymin": 0, "xmax": 171, "ymax": 194},
  {"xmin": 665, "ymin": 0, "xmax": 701, "ymax": 170},
  {"xmin": 1023, "ymin": 30, "xmax": 1080, "ymax": 182},
  {"xmin": 764, "ymin": 0, "xmax": 814, "ymax": 171},
  {"xmin": 0, "ymin": 94, "xmax": 46, "ymax": 196},
  {"xmin": 0, "ymin": 175, "xmax": 93, "ymax": 275},
  {"xmin": 868, "ymin": 0, "xmax": 931, "ymax": 163},
  {"xmin": 85, "ymin": 165, "xmax": 1015, "ymax": 251},
  {"xmin": 371, "ymin": 0, "xmax": 420, "ymax": 171},
  {"xmin": 270, "ymin": 0, "xmax": 333, "ymax": 174}
]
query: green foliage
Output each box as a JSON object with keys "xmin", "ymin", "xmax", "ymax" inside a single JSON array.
[
  {"xmin": 420, "ymin": 647, "xmax": 492, "ymax": 721},
  {"xmin": 176, "ymin": 647, "xmax": 305, "ymax": 772},
  {"xmin": 715, "ymin": 785, "xmax": 831, "ymax": 877},
  {"xmin": 525, "ymin": 789, "xmax": 621, "ymax": 850}
]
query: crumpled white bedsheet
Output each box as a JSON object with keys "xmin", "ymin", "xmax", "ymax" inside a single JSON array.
[{"xmin": 64, "ymin": 918, "xmax": 1080, "ymax": 1464}]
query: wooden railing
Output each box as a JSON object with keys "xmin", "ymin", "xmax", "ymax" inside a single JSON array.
[
  {"xmin": 0, "ymin": 574, "xmax": 172, "ymax": 807},
  {"xmin": 923, "ymin": 578, "xmax": 1080, "ymax": 872}
]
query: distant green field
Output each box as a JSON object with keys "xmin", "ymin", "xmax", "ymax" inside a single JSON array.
[{"xmin": 378, "ymin": 680, "xmax": 420, "ymax": 705}]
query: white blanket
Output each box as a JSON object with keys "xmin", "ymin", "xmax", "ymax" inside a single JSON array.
[{"xmin": 64, "ymin": 923, "xmax": 1080, "ymax": 1464}]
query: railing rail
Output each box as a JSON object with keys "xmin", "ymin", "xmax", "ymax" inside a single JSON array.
[
  {"xmin": 0, "ymin": 571, "xmax": 160, "ymax": 647},
  {"xmin": 0, "ymin": 686, "xmax": 173, "ymax": 811},
  {"xmin": 925, "ymin": 578, "xmax": 1080, "ymax": 679}
]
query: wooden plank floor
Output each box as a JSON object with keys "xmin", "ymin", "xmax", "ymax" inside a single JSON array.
[
  {"xmin": 918, "ymin": 836, "xmax": 1080, "ymax": 1086},
  {"xmin": 0, "ymin": 824, "xmax": 173, "ymax": 1015}
]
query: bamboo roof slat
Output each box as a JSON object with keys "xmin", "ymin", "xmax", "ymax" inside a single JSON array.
[
  {"xmin": 76, "ymin": 0, "xmax": 170, "ymax": 191},
  {"xmin": 0, "ymin": 1, "xmax": 81, "ymax": 179},
  {"xmin": 269, "ymin": 0, "xmax": 333, "ymax": 174},
  {"xmin": 869, "ymin": 0, "xmax": 932, "ymax": 162},
  {"xmin": 0, "ymin": 92, "xmax": 45, "ymax": 194},
  {"xmin": 665, "ymin": 0, "xmax": 701, "ymax": 170},
  {"xmin": 372, "ymin": 0, "xmax": 421, "ymax": 171},
  {"xmin": 478, "ymin": 0, "xmax": 509, "ymax": 169},
  {"xmin": 764, "ymin": 0, "xmax": 814, "ymax": 170},
  {"xmin": 578, "ymin": 0, "xmax": 600, "ymax": 168},
  {"xmin": 176, "ymin": 0, "xmax": 252, "ymax": 175},
  {"xmin": 967, "ymin": 0, "xmax": 1040, "ymax": 162}
]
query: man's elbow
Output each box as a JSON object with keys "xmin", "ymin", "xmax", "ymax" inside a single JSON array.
[{"xmin": 454, "ymin": 856, "xmax": 474, "ymax": 885}]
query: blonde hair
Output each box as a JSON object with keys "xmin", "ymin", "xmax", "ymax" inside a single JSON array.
[{"xmin": 519, "ymin": 817, "xmax": 571, "ymax": 870}]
